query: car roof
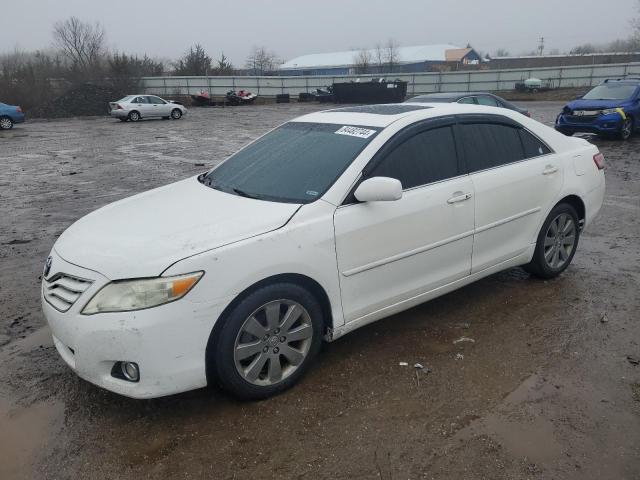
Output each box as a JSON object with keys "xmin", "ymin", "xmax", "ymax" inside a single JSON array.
[
  {"xmin": 293, "ymin": 102, "xmax": 520, "ymax": 128},
  {"xmin": 409, "ymin": 92, "xmax": 497, "ymax": 99}
]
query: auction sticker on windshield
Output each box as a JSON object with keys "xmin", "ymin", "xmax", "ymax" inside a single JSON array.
[{"xmin": 335, "ymin": 126, "xmax": 377, "ymax": 139}]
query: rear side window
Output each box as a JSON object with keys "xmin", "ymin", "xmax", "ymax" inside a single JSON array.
[
  {"xmin": 458, "ymin": 123, "xmax": 524, "ymax": 172},
  {"xmin": 457, "ymin": 97, "xmax": 476, "ymax": 105},
  {"xmin": 369, "ymin": 126, "xmax": 459, "ymax": 189},
  {"xmin": 520, "ymin": 129, "xmax": 551, "ymax": 158},
  {"xmin": 476, "ymin": 96, "xmax": 499, "ymax": 107}
]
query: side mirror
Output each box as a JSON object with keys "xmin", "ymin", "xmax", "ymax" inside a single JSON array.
[{"xmin": 354, "ymin": 177, "xmax": 403, "ymax": 202}]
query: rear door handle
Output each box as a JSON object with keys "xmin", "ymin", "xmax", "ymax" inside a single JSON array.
[
  {"xmin": 447, "ymin": 192, "xmax": 473, "ymax": 204},
  {"xmin": 543, "ymin": 165, "xmax": 559, "ymax": 175}
]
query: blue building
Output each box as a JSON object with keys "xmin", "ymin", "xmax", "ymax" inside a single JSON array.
[{"xmin": 278, "ymin": 44, "xmax": 481, "ymax": 76}]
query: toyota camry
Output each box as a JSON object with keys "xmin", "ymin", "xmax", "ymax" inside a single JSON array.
[{"xmin": 42, "ymin": 103, "xmax": 605, "ymax": 400}]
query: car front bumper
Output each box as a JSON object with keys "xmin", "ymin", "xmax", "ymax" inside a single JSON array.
[
  {"xmin": 555, "ymin": 112, "xmax": 624, "ymax": 135},
  {"xmin": 41, "ymin": 250, "xmax": 228, "ymax": 399}
]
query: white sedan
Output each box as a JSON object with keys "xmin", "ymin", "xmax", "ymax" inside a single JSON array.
[
  {"xmin": 109, "ymin": 94, "xmax": 187, "ymax": 122},
  {"xmin": 42, "ymin": 103, "xmax": 605, "ymax": 399}
]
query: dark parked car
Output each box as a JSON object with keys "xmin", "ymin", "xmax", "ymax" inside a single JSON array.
[
  {"xmin": 406, "ymin": 92, "xmax": 530, "ymax": 117},
  {"xmin": 0, "ymin": 102, "xmax": 25, "ymax": 129},
  {"xmin": 555, "ymin": 78, "xmax": 640, "ymax": 140}
]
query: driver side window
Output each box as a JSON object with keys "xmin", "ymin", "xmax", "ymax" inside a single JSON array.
[{"xmin": 368, "ymin": 126, "xmax": 460, "ymax": 190}]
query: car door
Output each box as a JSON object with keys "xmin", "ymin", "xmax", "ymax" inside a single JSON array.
[
  {"xmin": 146, "ymin": 96, "xmax": 171, "ymax": 117},
  {"xmin": 131, "ymin": 96, "xmax": 152, "ymax": 117},
  {"xmin": 333, "ymin": 119, "xmax": 475, "ymax": 323},
  {"xmin": 455, "ymin": 114, "xmax": 562, "ymax": 273}
]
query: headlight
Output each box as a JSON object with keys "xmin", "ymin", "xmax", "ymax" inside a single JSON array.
[
  {"xmin": 600, "ymin": 108, "xmax": 620, "ymax": 116},
  {"xmin": 82, "ymin": 272, "xmax": 203, "ymax": 314}
]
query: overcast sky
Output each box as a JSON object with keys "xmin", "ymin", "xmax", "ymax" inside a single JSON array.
[{"xmin": 2, "ymin": 0, "xmax": 638, "ymax": 65}]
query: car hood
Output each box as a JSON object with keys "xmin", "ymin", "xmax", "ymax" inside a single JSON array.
[
  {"xmin": 54, "ymin": 177, "xmax": 301, "ymax": 279},
  {"xmin": 565, "ymin": 99, "xmax": 628, "ymax": 111}
]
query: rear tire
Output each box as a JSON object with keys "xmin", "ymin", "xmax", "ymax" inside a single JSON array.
[
  {"xmin": 209, "ymin": 283, "xmax": 323, "ymax": 400},
  {"xmin": 0, "ymin": 117, "xmax": 14, "ymax": 130},
  {"xmin": 170, "ymin": 108, "xmax": 182, "ymax": 120},
  {"xmin": 128, "ymin": 111, "xmax": 141, "ymax": 122},
  {"xmin": 524, "ymin": 203, "xmax": 580, "ymax": 279}
]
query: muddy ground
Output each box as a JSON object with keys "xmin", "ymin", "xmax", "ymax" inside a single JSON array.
[{"xmin": 0, "ymin": 102, "xmax": 638, "ymax": 480}]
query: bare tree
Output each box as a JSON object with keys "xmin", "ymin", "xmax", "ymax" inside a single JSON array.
[
  {"xmin": 494, "ymin": 48, "xmax": 510, "ymax": 57},
  {"xmin": 384, "ymin": 39, "xmax": 400, "ymax": 73},
  {"xmin": 353, "ymin": 48, "xmax": 372, "ymax": 74},
  {"xmin": 52, "ymin": 16, "xmax": 105, "ymax": 73},
  {"xmin": 374, "ymin": 43, "xmax": 384, "ymax": 73},
  {"xmin": 245, "ymin": 46, "xmax": 279, "ymax": 75}
]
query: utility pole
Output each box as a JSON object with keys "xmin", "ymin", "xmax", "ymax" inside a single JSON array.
[{"xmin": 538, "ymin": 37, "xmax": 545, "ymax": 56}]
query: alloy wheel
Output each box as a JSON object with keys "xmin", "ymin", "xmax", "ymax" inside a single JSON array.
[
  {"xmin": 543, "ymin": 213, "xmax": 577, "ymax": 269},
  {"xmin": 621, "ymin": 118, "xmax": 633, "ymax": 140},
  {"xmin": 233, "ymin": 300, "xmax": 313, "ymax": 386},
  {"xmin": 0, "ymin": 118, "xmax": 13, "ymax": 129}
]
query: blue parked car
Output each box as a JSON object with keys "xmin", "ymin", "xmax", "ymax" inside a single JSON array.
[
  {"xmin": 0, "ymin": 102, "xmax": 25, "ymax": 130},
  {"xmin": 555, "ymin": 78, "xmax": 640, "ymax": 140}
]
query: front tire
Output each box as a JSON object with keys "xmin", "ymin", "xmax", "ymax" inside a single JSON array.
[
  {"xmin": 619, "ymin": 117, "xmax": 633, "ymax": 140},
  {"xmin": 0, "ymin": 117, "xmax": 14, "ymax": 130},
  {"xmin": 524, "ymin": 203, "xmax": 580, "ymax": 279},
  {"xmin": 210, "ymin": 283, "xmax": 323, "ymax": 400},
  {"xmin": 170, "ymin": 108, "xmax": 182, "ymax": 120}
]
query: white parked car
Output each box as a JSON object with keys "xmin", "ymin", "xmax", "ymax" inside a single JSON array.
[
  {"xmin": 42, "ymin": 103, "xmax": 605, "ymax": 400},
  {"xmin": 109, "ymin": 95, "xmax": 187, "ymax": 122}
]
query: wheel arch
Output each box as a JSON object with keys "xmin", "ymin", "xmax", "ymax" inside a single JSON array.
[
  {"xmin": 556, "ymin": 194, "xmax": 586, "ymax": 228},
  {"xmin": 204, "ymin": 273, "xmax": 334, "ymax": 384}
]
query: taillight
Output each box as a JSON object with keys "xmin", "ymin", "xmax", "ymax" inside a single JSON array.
[
  {"xmin": 116, "ymin": 104, "xmax": 123, "ymax": 110},
  {"xmin": 525, "ymin": 111, "xmax": 531, "ymax": 117},
  {"xmin": 593, "ymin": 152, "xmax": 605, "ymax": 170},
  {"xmin": 16, "ymin": 106, "xmax": 22, "ymax": 113}
]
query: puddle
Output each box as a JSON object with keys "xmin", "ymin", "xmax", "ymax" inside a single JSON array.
[
  {"xmin": 1, "ymin": 326, "xmax": 53, "ymax": 360},
  {"xmin": 0, "ymin": 397, "xmax": 64, "ymax": 479},
  {"xmin": 456, "ymin": 373, "xmax": 563, "ymax": 463}
]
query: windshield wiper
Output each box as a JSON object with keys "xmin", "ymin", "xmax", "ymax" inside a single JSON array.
[{"xmin": 232, "ymin": 187, "xmax": 262, "ymax": 200}]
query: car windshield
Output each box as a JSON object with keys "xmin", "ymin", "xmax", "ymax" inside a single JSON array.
[
  {"xmin": 201, "ymin": 122, "xmax": 380, "ymax": 203},
  {"xmin": 583, "ymin": 84, "xmax": 637, "ymax": 100}
]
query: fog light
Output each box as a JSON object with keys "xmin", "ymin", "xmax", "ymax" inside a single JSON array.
[{"xmin": 121, "ymin": 362, "xmax": 139, "ymax": 382}]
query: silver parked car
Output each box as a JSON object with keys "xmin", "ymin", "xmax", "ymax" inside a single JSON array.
[{"xmin": 109, "ymin": 95, "xmax": 187, "ymax": 122}]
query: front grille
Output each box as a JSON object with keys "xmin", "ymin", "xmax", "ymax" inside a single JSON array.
[
  {"xmin": 44, "ymin": 273, "xmax": 93, "ymax": 312},
  {"xmin": 565, "ymin": 115, "xmax": 598, "ymax": 124}
]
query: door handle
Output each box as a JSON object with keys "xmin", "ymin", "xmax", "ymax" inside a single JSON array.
[
  {"xmin": 447, "ymin": 192, "xmax": 472, "ymax": 204},
  {"xmin": 543, "ymin": 165, "xmax": 559, "ymax": 175}
]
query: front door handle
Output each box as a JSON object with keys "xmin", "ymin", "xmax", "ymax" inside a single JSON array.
[
  {"xmin": 543, "ymin": 165, "xmax": 559, "ymax": 175},
  {"xmin": 447, "ymin": 192, "xmax": 473, "ymax": 204}
]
